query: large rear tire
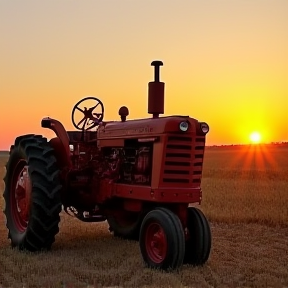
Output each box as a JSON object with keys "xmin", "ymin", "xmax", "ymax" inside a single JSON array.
[
  {"xmin": 184, "ymin": 207, "xmax": 211, "ymax": 265},
  {"xmin": 139, "ymin": 208, "xmax": 185, "ymax": 270},
  {"xmin": 3, "ymin": 134, "xmax": 62, "ymax": 251}
]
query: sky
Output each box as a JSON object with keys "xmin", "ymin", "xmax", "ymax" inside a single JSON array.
[{"xmin": 0, "ymin": 0, "xmax": 287, "ymax": 150}]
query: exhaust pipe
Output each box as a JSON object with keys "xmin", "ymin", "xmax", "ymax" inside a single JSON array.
[{"xmin": 148, "ymin": 60, "xmax": 165, "ymax": 118}]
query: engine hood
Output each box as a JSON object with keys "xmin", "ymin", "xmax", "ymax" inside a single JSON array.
[{"xmin": 97, "ymin": 116, "xmax": 199, "ymax": 140}]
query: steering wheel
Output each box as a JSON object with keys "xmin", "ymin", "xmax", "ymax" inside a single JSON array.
[{"xmin": 71, "ymin": 97, "xmax": 104, "ymax": 131}]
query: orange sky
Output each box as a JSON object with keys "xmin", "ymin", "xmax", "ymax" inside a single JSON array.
[{"xmin": 0, "ymin": 0, "xmax": 287, "ymax": 150}]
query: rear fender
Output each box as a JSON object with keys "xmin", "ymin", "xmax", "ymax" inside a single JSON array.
[{"xmin": 41, "ymin": 117, "xmax": 72, "ymax": 167}]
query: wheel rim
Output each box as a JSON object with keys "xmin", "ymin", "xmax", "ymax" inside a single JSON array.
[
  {"xmin": 145, "ymin": 223, "xmax": 167, "ymax": 263},
  {"xmin": 10, "ymin": 160, "xmax": 31, "ymax": 232}
]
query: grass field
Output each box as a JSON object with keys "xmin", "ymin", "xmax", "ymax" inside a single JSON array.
[{"xmin": 0, "ymin": 144, "xmax": 288, "ymax": 288}]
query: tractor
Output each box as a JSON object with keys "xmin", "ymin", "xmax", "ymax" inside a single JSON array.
[{"xmin": 3, "ymin": 61, "xmax": 211, "ymax": 270}]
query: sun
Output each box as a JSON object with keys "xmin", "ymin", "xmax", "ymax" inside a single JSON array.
[{"xmin": 250, "ymin": 132, "xmax": 261, "ymax": 144}]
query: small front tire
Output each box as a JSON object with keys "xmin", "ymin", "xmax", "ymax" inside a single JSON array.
[
  {"xmin": 184, "ymin": 207, "xmax": 211, "ymax": 265},
  {"xmin": 139, "ymin": 208, "xmax": 185, "ymax": 270}
]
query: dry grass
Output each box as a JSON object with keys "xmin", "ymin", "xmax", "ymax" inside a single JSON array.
[
  {"xmin": 0, "ymin": 145, "xmax": 288, "ymax": 288},
  {"xmin": 202, "ymin": 144, "xmax": 288, "ymax": 226}
]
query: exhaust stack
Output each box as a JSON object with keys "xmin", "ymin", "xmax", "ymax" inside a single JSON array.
[{"xmin": 148, "ymin": 60, "xmax": 165, "ymax": 118}]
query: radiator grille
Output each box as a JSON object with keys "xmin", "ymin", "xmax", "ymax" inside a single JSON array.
[{"xmin": 162, "ymin": 135, "xmax": 205, "ymax": 186}]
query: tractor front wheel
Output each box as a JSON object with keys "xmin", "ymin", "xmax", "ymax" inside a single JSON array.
[
  {"xmin": 184, "ymin": 207, "xmax": 211, "ymax": 265},
  {"xmin": 139, "ymin": 208, "xmax": 185, "ymax": 270},
  {"xmin": 3, "ymin": 135, "xmax": 62, "ymax": 251}
]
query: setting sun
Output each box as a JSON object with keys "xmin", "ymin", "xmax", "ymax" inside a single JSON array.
[{"xmin": 250, "ymin": 132, "xmax": 261, "ymax": 144}]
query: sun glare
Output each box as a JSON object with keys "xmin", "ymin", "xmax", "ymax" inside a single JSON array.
[{"xmin": 250, "ymin": 132, "xmax": 261, "ymax": 144}]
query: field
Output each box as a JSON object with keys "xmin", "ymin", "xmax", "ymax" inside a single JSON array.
[{"xmin": 0, "ymin": 145, "xmax": 288, "ymax": 288}]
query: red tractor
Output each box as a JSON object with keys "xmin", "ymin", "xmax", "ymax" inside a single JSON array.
[{"xmin": 3, "ymin": 61, "xmax": 211, "ymax": 270}]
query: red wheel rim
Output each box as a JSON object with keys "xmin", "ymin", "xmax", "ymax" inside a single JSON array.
[
  {"xmin": 10, "ymin": 160, "xmax": 31, "ymax": 232},
  {"xmin": 145, "ymin": 223, "xmax": 167, "ymax": 263}
]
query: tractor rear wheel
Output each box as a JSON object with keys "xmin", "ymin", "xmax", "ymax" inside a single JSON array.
[
  {"xmin": 184, "ymin": 207, "xmax": 211, "ymax": 265},
  {"xmin": 139, "ymin": 208, "xmax": 185, "ymax": 270},
  {"xmin": 3, "ymin": 134, "xmax": 62, "ymax": 251}
]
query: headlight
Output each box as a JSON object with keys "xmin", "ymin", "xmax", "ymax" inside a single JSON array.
[
  {"xmin": 200, "ymin": 122, "xmax": 209, "ymax": 134},
  {"xmin": 179, "ymin": 121, "xmax": 189, "ymax": 132}
]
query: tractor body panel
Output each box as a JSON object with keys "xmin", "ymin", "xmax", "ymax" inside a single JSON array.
[
  {"xmin": 43, "ymin": 115, "xmax": 207, "ymax": 212},
  {"xmin": 96, "ymin": 116, "xmax": 206, "ymax": 203}
]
